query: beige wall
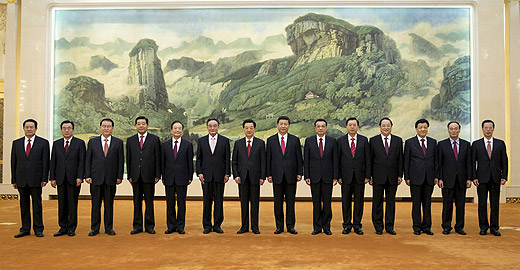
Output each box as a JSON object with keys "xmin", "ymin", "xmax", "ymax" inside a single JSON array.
[{"xmin": 0, "ymin": 0, "xmax": 518, "ymax": 201}]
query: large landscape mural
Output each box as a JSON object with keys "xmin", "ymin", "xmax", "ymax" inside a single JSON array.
[{"xmin": 52, "ymin": 7, "xmax": 471, "ymax": 147}]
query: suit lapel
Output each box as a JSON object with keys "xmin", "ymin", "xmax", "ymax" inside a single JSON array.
[{"xmin": 141, "ymin": 134, "xmax": 150, "ymax": 150}]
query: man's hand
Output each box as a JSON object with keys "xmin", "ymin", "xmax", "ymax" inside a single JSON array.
[
  {"xmin": 155, "ymin": 178, "xmax": 160, "ymax": 184},
  {"xmin": 41, "ymin": 182, "xmax": 48, "ymax": 187},
  {"xmin": 405, "ymin": 179, "xmax": 411, "ymax": 186},
  {"xmin": 305, "ymin": 178, "xmax": 310, "ymax": 185},
  {"xmin": 259, "ymin": 179, "xmax": 265, "ymax": 185},
  {"xmin": 296, "ymin": 175, "xmax": 302, "ymax": 182},
  {"xmin": 397, "ymin": 177, "xmax": 403, "ymax": 185},
  {"xmin": 333, "ymin": 179, "xmax": 338, "ymax": 186},
  {"xmin": 198, "ymin": 174, "xmax": 205, "ymax": 184},
  {"xmin": 116, "ymin": 179, "xmax": 122, "ymax": 185},
  {"xmin": 128, "ymin": 178, "xmax": 133, "ymax": 184},
  {"xmin": 12, "ymin": 184, "xmax": 17, "ymax": 189},
  {"xmin": 364, "ymin": 178, "xmax": 370, "ymax": 184},
  {"xmin": 188, "ymin": 180, "xmax": 192, "ymax": 185},
  {"xmin": 267, "ymin": 176, "xmax": 272, "ymax": 183},
  {"xmin": 466, "ymin": 180, "xmax": 472, "ymax": 188},
  {"xmin": 501, "ymin": 179, "xmax": 507, "ymax": 185},
  {"xmin": 224, "ymin": 175, "xmax": 230, "ymax": 183},
  {"xmin": 369, "ymin": 177, "xmax": 373, "ymax": 186},
  {"xmin": 338, "ymin": 178, "xmax": 342, "ymax": 185},
  {"xmin": 438, "ymin": 180, "xmax": 444, "ymax": 189},
  {"xmin": 434, "ymin": 178, "xmax": 439, "ymax": 185},
  {"xmin": 235, "ymin": 177, "xmax": 241, "ymax": 184},
  {"xmin": 473, "ymin": 179, "xmax": 479, "ymax": 187},
  {"xmin": 76, "ymin": 178, "xmax": 83, "ymax": 187},
  {"xmin": 86, "ymin": 178, "xmax": 92, "ymax": 184},
  {"xmin": 50, "ymin": 180, "xmax": 57, "ymax": 188}
]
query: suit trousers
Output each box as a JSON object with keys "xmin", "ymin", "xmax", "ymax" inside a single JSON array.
[
  {"xmin": 410, "ymin": 183, "xmax": 434, "ymax": 232},
  {"xmin": 341, "ymin": 173, "xmax": 365, "ymax": 230},
  {"xmin": 310, "ymin": 181, "xmax": 333, "ymax": 232},
  {"xmin": 441, "ymin": 176, "xmax": 467, "ymax": 231},
  {"xmin": 57, "ymin": 181, "xmax": 81, "ymax": 233},
  {"xmin": 18, "ymin": 186, "xmax": 44, "ymax": 233},
  {"xmin": 273, "ymin": 175, "xmax": 297, "ymax": 231},
  {"xmin": 477, "ymin": 181, "xmax": 501, "ymax": 232},
  {"xmin": 238, "ymin": 173, "xmax": 260, "ymax": 231},
  {"xmin": 90, "ymin": 183, "xmax": 116, "ymax": 232},
  {"xmin": 165, "ymin": 184, "xmax": 188, "ymax": 231},
  {"xmin": 202, "ymin": 179, "xmax": 225, "ymax": 230},
  {"xmin": 132, "ymin": 177, "xmax": 156, "ymax": 231},
  {"xmin": 371, "ymin": 180, "xmax": 397, "ymax": 232}
]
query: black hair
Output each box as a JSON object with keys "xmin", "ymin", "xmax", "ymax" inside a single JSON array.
[
  {"xmin": 100, "ymin": 118, "xmax": 114, "ymax": 127},
  {"xmin": 447, "ymin": 121, "xmax": 461, "ymax": 129},
  {"xmin": 171, "ymin": 120, "xmax": 184, "ymax": 129},
  {"xmin": 23, "ymin": 119, "xmax": 38, "ymax": 129},
  {"xmin": 481, "ymin": 119, "xmax": 495, "ymax": 128},
  {"xmin": 60, "ymin": 120, "xmax": 74, "ymax": 129},
  {"xmin": 345, "ymin": 117, "xmax": 359, "ymax": 126},
  {"xmin": 277, "ymin": 116, "xmax": 290, "ymax": 124},
  {"xmin": 379, "ymin": 117, "xmax": 393, "ymax": 126},
  {"xmin": 242, "ymin": 119, "xmax": 256, "ymax": 128},
  {"xmin": 314, "ymin": 119, "xmax": 327, "ymax": 126},
  {"xmin": 135, "ymin": 116, "xmax": 149, "ymax": 125},
  {"xmin": 206, "ymin": 118, "xmax": 220, "ymax": 125},
  {"xmin": 415, "ymin": 118, "xmax": 429, "ymax": 128}
]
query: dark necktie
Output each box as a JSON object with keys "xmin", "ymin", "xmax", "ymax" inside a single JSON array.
[
  {"xmin": 487, "ymin": 141, "xmax": 492, "ymax": 159},
  {"xmin": 319, "ymin": 138, "xmax": 323, "ymax": 158},
  {"xmin": 281, "ymin": 136, "xmax": 286, "ymax": 156},
  {"xmin": 65, "ymin": 140, "xmax": 69, "ymax": 154},
  {"xmin": 140, "ymin": 135, "xmax": 144, "ymax": 149},
  {"xmin": 26, "ymin": 138, "xmax": 32, "ymax": 157},
  {"xmin": 384, "ymin": 137, "xmax": 389, "ymax": 155},
  {"xmin": 350, "ymin": 138, "xmax": 355, "ymax": 158},
  {"xmin": 421, "ymin": 138, "xmax": 426, "ymax": 157},
  {"xmin": 173, "ymin": 140, "xmax": 178, "ymax": 159},
  {"xmin": 247, "ymin": 139, "xmax": 251, "ymax": 158},
  {"xmin": 453, "ymin": 141, "xmax": 458, "ymax": 160}
]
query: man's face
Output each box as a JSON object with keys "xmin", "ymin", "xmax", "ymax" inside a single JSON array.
[
  {"xmin": 482, "ymin": 122, "xmax": 494, "ymax": 138},
  {"xmin": 23, "ymin": 122, "xmax": 37, "ymax": 137},
  {"xmin": 380, "ymin": 120, "xmax": 392, "ymax": 137},
  {"xmin": 100, "ymin": 120, "xmax": 114, "ymax": 137},
  {"xmin": 135, "ymin": 119, "xmax": 148, "ymax": 135},
  {"xmin": 61, "ymin": 123, "xmax": 74, "ymax": 139},
  {"xmin": 277, "ymin": 120, "xmax": 289, "ymax": 134},
  {"xmin": 347, "ymin": 120, "xmax": 358, "ymax": 136},
  {"xmin": 171, "ymin": 122, "xmax": 183, "ymax": 139},
  {"xmin": 315, "ymin": 121, "xmax": 327, "ymax": 137},
  {"xmin": 416, "ymin": 123, "xmax": 429, "ymax": 138},
  {"xmin": 243, "ymin": 123, "xmax": 255, "ymax": 138},
  {"xmin": 448, "ymin": 123, "xmax": 460, "ymax": 140},
  {"xmin": 207, "ymin": 120, "xmax": 219, "ymax": 137}
]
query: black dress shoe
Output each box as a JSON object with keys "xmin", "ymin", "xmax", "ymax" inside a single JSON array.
[
  {"xmin": 88, "ymin": 230, "xmax": 99, "ymax": 236},
  {"xmin": 54, "ymin": 231, "xmax": 67, "ymax": 237},
  {"xmin": 413, "ymin": 231, "xmax": 421, "ymax": 235},
  {"xmin": 479, "ymin": 230, "xmax": 487, "ymax": 235},
  {"xmin": 423, "ymin": 230, "xmax": 434, "ymax": 235},
  {"xmin": 203, "ymin": 228, "xmax": 211, "ymax": 234},
  {"xmin": 252, "ymin": 230, "xmax": 261, "ymax": 234},
  {"xmin": 455, "ymin": 229, "xmax": 466, "ymax": 235},
  {"xmin": 214, "ymin": 227, "xmax": 224, "ymax": 234},
  {"xmin": 274, "ymin": 229, "xmax": 283, "ymax": 234},
  {"xmin": 68, "ymin": 231, "xmax": 76, "ymax": 237},
  {"xmin": 442, "ymin": 229, "xmax": 450, "ymax": 235},
  {"xmin": 165, "ymin": 229, "xmax": 176, "ymax": 234},
  {"xmin": 387, "ymin": 230, "xmax": 397, "ymax": 235},
  {"xmin": 354, "ymin": 229, "xmax": 364, "ymax": 235},
  {"xmin": 130, "ymin": 229, "xmax": 142, "ymax": 235},
  {"xmin": 35, "ymin": 232, "xmax": 44, "ymax": 237},
  {"xmin": 491, "ymin": 230, "xmax": 501, "ymax": 236},
  {"xmin": 342, "ymin": 228, "xmax": 351, "ymax": 234},
  {"xmin": 145, "ymin": 229, "xmax": 156, "ymax": 234},
  {"xmin": 323, "ymin": 230, "xmax": 332, "ymax": 235},
  {"xmin": 14, "ymin": 232, "xmax": 30, "ymax": 238},
  {"xmin": 237, "ymin": 229, "xmax": 248, "ymax": 234},
  {"xmin": 311, "ymin": 230, "xmax": 321, "ymax": 235},
  {"xmin": 288, "ymin": 228, "xmax": 298, "ymax": 234},
  {"xmin": 105, "ymin": 230, "xmax": 116, "ymax": 236},
  {"xmin": 177, "ymin": 229, "xmax": 185, "ymax": 234},
  {"xmin": 375, "ymin": 231, "xmax": 383, "ymax": 235}
]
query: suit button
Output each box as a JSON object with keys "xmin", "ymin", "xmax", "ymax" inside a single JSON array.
[
  {"xmin": 140, "ymin": 158, "xmax": 142, "ymax": 160},
  {"xmin": 140, "ymin": 151, "xmax": 143, "ymax": 153},
  {"xmin": 138, "ymin": 165, "xmax": 141, "ymax": 168}
]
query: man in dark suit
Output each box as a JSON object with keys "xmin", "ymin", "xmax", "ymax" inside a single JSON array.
[
  {"xmin": 472, "ymin": 119, "xmax": 508, "ymax": 236},
  {"xmin": 196, "ymin": 118, "xmax": 230, "ymax": 234},
  {"xmin": 233, "ymin": 119, "xmax": 266, "ymax": 234},
  {"xmin": 11, "ymin": 119, "xmax": 49, "ymax": 238},
  {"xmin": 126, "ymin": 116, "xmax": 161, "ymax": 235},
  {"xmin": 304, "ymin": 119, "xmax": 338, "ymax": 235},
  {"xmin": 404, "ymin": 118, "xmax": 437, "ymax": 235},
  {"xmin": 162, "ymin": 121, "xmax": 194, "ymax": 234},
  {"xmin": 49, "ymin": 120, "xmax": 86, "ymax": 237},
  {"xmin": 437, "ymin": 121, "xmax": 472, "ymax": 235},
  {"xmin": 267, "ymin": 116, "xmax": 303, "ymax": 235},
  {"xmin": 338, "ymin": 117, "xmax": 370, "ymax": 235},
  {"xmin": 369, "ymin": 117, "xmax": 402, "ymax": 235},
  {"xmin": 85, "ymin": 118, "xmax": 124, "ymax": 236}
]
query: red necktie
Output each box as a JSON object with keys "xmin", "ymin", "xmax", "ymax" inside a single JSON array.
[
  {"xmin": 247, "ymin": 139, "xmax": 251, "ymax": 158},
  {"xmin": 453, "ymin": 141, "xmax": 458, "ymax": 160},
  {"xmin": 26, "ymin": 138, "xmax": 32, "ymax": 157},
  {"xmin": 104, "ymin": 138, "xmax": 109, "ymax": 157},
  {"xmin": 281, "ymin": 136, "xmax": 286, "ymax": 156},
  {"xmin": 65, "ymin": 140, "xmax": 69, "ymax": 154},
  {"xmin": 173, "ymin": 140, "xmax": 178, "ymax": 159},
  {"xmin": 487, "ymin": 141, "xmax": 492, "ymax": 159},
  {"xmin": 319, "ymin": 138, "xmax": 324, "ymax": 158},
  {"xmin": 350, "ymin": 138, "xmax": 355, "ymax": 158},
  {"xmin": 384, "ymin": 137, "xmax": 389, "ymax": 155},
  {"xmin": 421, "ymin": 138, "xmax": 426, "ymax": 157},
  {"xmin": 140, "ymin": 135, "xmax": 144, "ymax": 149}
]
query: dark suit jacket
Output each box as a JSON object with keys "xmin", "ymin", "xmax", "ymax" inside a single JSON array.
[
  {"xmin": 85, "ymin": 136, "xmax": 124, "ymax": 186},
  {"xmin": 369, "ymin": 134, "xmax": 403, "ymax": 185},
  {"xmin": 404, "ymin": 136, "xmax": 437, "ymax": 185},
  {"xmin": 162, "ymin": 138, "xmax": 194, "ymax": 186},
  {"xmin": 472, "ymin": 138, "xmax": 508, "ymax": 184},
  {"xmin": 126, "ymin": 133, "xmax": 161, "ymax": 183},
  {"xmin": 304, "ymin": 135, "xmax": 338, "ymax": 184},
  {"xmin": 437, "ymin": 138, "xmax": 472, "ymax": 188},
  {"xmin": 266, "ymin": 133, "xmax": 303, "ymax": 184},
  {"xmin": 196, "ymin": 134, "xmax": 230, "ymax": 182},
  {"xmin": 11, "ymin": 136, "xmax": 50, "ymax": 187},
  {"xmin": 232, "ymin": 137, "xmax": 266, "ymax": 184},
  {"xmin": 337, "ymin": 134, "xmax": 371, "ymax": 184},
  {"xmin": 49, "ymin": 137, "xmax": 86, "ymax": 185}
]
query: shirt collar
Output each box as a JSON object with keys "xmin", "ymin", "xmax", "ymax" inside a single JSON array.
[
  {"xmin": 138, "ymin": 132, "xmax": 148, "ymax": 138},
  {"xmin": 449, "ymin": 137, "xmax": 459, "ymax": 144},
  {"xmin": 209, "ymin": 134, "xmax": 218, "ymax": 140},
  {"xmin": 63, "ymin": 136, "xmax": 73, "ymax": 142},
  {"xmin": 348, "ymin": 134, "xmax": 357, "ymax": 141}
]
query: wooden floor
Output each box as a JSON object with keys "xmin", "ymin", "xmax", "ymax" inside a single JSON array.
[{"xmin": 0, "ymin": 199, "xmax": 519, "ymax": 269}]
